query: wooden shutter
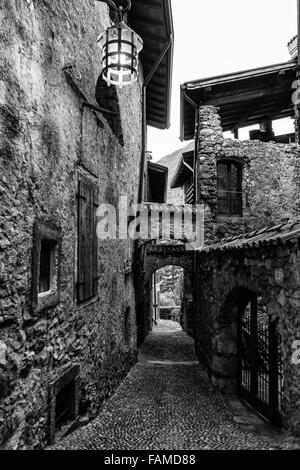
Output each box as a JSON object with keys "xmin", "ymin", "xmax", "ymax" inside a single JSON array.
[{"xmin": 77, "ymin": 179, "xmax": 99, "ymax": 303}]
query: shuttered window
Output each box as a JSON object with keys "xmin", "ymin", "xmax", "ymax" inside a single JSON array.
[
  {"xmin": 217, "ymin": 160, "xmax": 243, "ymax": 216},
  {"xmin": 77, "ymin": 179, "xmax": 99, "ymax": 303}
]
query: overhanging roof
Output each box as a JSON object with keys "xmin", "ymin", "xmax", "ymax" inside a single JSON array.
[
  {"xmin": 171, "ymin": 151, "xmax": 194, "ymax": 188},
  {"xmin": 130, "ymin": 0, "xmax": 174, "ymax": 129},
  {"xmin": 197, "ymin": 220, "xmax": 300, "ymax": 254},
  {"xmin": 180, "ymin": 61, "xmax": 297, "ymax": 141},
  {"xmin": 148, "ymin": 161, "xmax": 169, "ymax": 174}
]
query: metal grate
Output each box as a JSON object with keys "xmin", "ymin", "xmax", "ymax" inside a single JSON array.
[
  {"xmin": 239, "ymin": 298, "xmax": 283, "ymax": 426},
  {"xmin": 257, "ymin": 321, "xmax": 269, "ymax": 405}
]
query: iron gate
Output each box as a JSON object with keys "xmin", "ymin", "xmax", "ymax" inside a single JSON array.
[{"xmin": 238, "ymin": 296, "xmax": 283, "ymax": 426}]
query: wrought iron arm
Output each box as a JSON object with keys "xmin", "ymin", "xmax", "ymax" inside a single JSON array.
[{"xmin": 96, "ymin": 0, "xmax": 132, "ymax": 21}]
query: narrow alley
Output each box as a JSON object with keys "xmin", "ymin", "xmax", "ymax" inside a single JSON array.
[{"xmin": 50, "ymin": 321, "xmax": 289, "ymax": 451}]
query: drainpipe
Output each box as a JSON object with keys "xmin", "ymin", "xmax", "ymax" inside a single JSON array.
[
  {"xmin": 182, "ymin": 91, "xmax": 198, "ymax": 204},
  {"xmin": 138, "ymin": 36, "xmax": 173, "ymax": 203},
  {"xmin": 139, "ymin": 86, "xmax": 147, "ymax": 203},
  {"xmin": 296, "ymin": 0, "xmax": 300, "ymax": 144},
  {"xmin": 194, "ymin": 107, "xmax": 199, "ymax": 204}
]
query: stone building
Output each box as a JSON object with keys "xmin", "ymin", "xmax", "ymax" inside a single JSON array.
[
  {"xmin": 175, "ymin": 59, "xmax": 300, "ymax": 243},
  {"xmin": 0, "ymin": 0, "xmax": 174, "ymax": 449},
  {"xmin": 2, "ymin": 0, "xmax": 300, "ymax": 451},
  {"xmin": 166, "ymin": 39, "xmax": 300, "ymax": 434}
]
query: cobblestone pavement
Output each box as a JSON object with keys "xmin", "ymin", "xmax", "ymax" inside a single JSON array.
[{"xmin": 50, "ymin": 321, "xmax": 297, "ymax": 450}]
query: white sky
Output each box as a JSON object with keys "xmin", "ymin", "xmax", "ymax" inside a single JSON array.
[{"xmin": 148, "ymin": 0, "xmax": 297, "ymax": 162}]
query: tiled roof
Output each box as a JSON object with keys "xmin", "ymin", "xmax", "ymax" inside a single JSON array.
[
  {"xmin": 288, "ymin": 35, "xmax": 297, "ymax": 47},
  {"xmin": 198, "ymin": 220, "xmax": 300, "ymax": 254}
]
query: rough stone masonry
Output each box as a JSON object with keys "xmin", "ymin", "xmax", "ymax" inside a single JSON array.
[
  {"xmin": 195, "ymin": 106, "xmax": 300, "ymax": 243},
  {"xmin": 0, "ymin": 0, "xmax": 142, "ymax": 449}
]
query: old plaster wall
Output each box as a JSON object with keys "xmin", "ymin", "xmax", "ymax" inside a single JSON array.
[
  {"xmin": 196, "ymin": 106, "xmax": 300, "ymax": 243},
  {"xmin": 0, "ymin": 0, "xmax": 142, "ymax": 448},
  {"xmin": 194, "ymin": 238, "xmax": 300, "ymax": 435}
]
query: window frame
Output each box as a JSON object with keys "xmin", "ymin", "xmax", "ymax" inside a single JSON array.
[
  {"xmin": 32, "ymin": 221, "xmax": 62, "ymax": 313},
  {"xmin": 217, "ymin": 159, "xmax": 243, "ymax": 217}
]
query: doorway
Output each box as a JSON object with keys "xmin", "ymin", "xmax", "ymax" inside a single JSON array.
[{"xmin": 238, "ymin": 295, "xmax": 283, "ymax": 426}]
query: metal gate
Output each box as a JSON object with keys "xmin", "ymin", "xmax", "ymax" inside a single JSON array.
[{"xmin": 238, "ymin": 296, "xmax": 283, "ymax": 426}]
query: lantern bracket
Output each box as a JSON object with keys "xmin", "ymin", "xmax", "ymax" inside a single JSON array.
[{"xmin": 96, "ymin": 0, "xmax": 132, "ymax": 23}]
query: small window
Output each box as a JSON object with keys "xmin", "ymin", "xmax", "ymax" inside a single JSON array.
[
  {"xmin": 39, "ymin": 240, "xmax": 57, "ymax": 294},
  {"xmin": 217, "ymin": 160, "xmax": 242, "ymax": 216},
  {"xmin": 32, "ymin": 221, "xmax": 61, "ymax": 313}
]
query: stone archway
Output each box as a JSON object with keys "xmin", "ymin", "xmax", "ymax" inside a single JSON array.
[
  {"xmin": 212, "ymin": 285, "xmax": 283, "ymax": 425},
  {"xmin": 135, "ymin": 244, "xmax": 194, "ymax": 346},
  {"xmin": 143, "ymin": 246, "xmax": 194, "ymax": 284}
]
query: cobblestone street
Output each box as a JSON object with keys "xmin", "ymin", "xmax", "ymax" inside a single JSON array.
[{"xmin": 49, "ymin": 320, "xmax": 298, "ymax": 450}]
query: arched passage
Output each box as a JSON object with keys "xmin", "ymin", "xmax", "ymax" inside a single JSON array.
[
  {"xmin": 152, "ymin": 265, "xmax": 186, "ymax": 327},
  {"xmin": 135, "ymin": 244, "xmax": 194, "ymax": 345},
  {"xmin": 212, "ymin": 287, "xmax": 283, "ymax": 426}
]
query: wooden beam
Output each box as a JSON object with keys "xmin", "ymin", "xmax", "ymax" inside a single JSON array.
[
  {"xmin": 203, "ymin": 84, "xmax": 292, "ymax": 107},
  {"xmin": 231, "ymin": 100, "xmax": 261, "ymax": 131},
  {"xmin": 222, "ymin": 110, "xmax": 294, "ymax": 132}
]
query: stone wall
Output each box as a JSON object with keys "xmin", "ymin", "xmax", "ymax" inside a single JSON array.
[
  {"xmin": 196, "ymin": 106, "xmax": 300, "ymax": 243},
  {"xmin": 0, "ymin": 0, "xmax": 142, "ymax": 449},
  {"xmin": 194, "ymin": 233, "xmax": 300, "ymax": 435}
]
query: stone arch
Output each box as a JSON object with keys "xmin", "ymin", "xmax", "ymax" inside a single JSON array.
[
  {"xmin": 216, "ymin": 154, "xmax": 245, "ymax": 166},
  {"xmin": 144, "ymin": 254, "xmax": 193, "ymax": 284},
  {"xmin": 212, "ymin": 284, "xmax": 283, "ymax": 395},
  {"xmin": 95, "ymin": 76, "xmax": 124, "ymax": 145}
]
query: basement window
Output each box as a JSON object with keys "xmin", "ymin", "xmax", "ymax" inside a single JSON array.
[
  {"xmin": 32, "ymin": 221, "xmax": 61, "ymax": 313},
  {"xmin": 55, "ymin": 378, "xmax": 76, "ymax": 432},
  {"xmin": 49, "ymin": 366, "xmax": 80, "ymax": 445}
]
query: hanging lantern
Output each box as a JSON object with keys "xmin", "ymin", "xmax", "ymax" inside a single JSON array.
[{"xmin": 97, "ymin": 1, "xmax": 143, "ymax": 88}]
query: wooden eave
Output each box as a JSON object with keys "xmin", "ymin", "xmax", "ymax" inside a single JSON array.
[
  {"xmin": 171, "ymin": 151, "xmax": 194, "ymax": 188},
  {"xmin": 130, "ymin": 0, "xmax": 174, "ymax": 129},
  {"xmin": 180, "ymin": 61, "xmax": 297, "ymax": 141}
]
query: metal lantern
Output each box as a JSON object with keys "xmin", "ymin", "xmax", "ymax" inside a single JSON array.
[{"xmin": 97, "ymin": 2, "xmax": 143, "ymax": 88}]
